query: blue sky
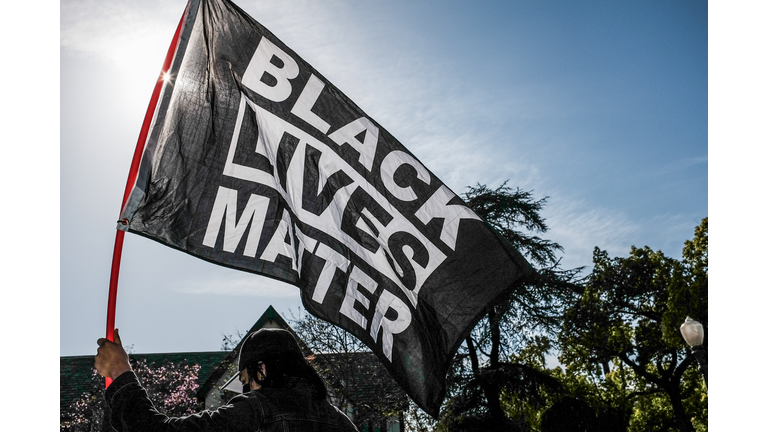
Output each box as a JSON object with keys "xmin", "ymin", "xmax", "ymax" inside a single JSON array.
[
  {"xmin": 58, "ymin": 0, "xmax": 710, "ymax": 359},
  {"xmin": 13, "ymin": 0, "xmax": 763, "ymax": 428}
]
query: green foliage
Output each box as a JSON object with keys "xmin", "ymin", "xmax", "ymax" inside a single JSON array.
[
  {"xmin": 286, "ymin": 182, "xmax": 708, "ymax": 432},
  {"xmin": 403, "ymin": 400, "xmax": 438, "ymax": 432},
  {"xmin": 462, "ymin": 182, "xmax": 562, "ymax": 268},
  {"xmin": 432, "ymin": 203, "xmax": 707, "ymax": 432},
  {"xmin": 664, "ymin": 218, "xmax": 708, "ymax": 346},
  {"xmin": 558, "ymin": 218, "xmax": 708, "ymax": 432}
]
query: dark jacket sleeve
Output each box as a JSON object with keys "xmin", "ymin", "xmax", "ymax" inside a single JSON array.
[{"xmin": 105, "ymin": 371, "xmax": 262, "ymax": 432}]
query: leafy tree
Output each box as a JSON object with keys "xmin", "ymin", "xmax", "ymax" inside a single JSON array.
[
  {"xmin": 286, "ymin": 183, "xmax": 577, "ymax": 430},
  {"xmin": 402, "ymin": 400, "xmax": 438, "ymax": 432},
  {"xmin": 61, "ymin": 370, "xmax": 108, "ymax": 432},
  {"xmin": 131, "ymin": 358, "xmax": 203, "ymax": 417},
  {"xmin": 545, "ymin": 355, "xmax": 633, "ymax": 431},
  {"xmin": 290, "ymin": 308, "xmax": 440, "ymax": 432},
  {"xmin": 290, "ymin": 310, "xmax": 409, "ymax": 430},
  {"xmin": 221, "ymin": 330, "xmax": 246, "ymax": 351},
  {"xmin": 291, "ymin": 309, "xmax": 369, "ymax": 356},
  {"xmin": 288, "ymin": 182, "xmax": 580, "ymax": 430},
  {"xmin": 558, "ymin": 218, "xmax": 708, "ymax": 432},
  {"xmin": 61, "ymin": 358, "xmax": 203, "ymax": 432},
  {"xmin": 435, "ymin": 182, "xmax": 583, "ymax": 431}
]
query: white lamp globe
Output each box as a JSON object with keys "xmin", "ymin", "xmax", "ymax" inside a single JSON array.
[{"xmin": 680, "ymin": 316, "xmax": 705, "ymax": 347}]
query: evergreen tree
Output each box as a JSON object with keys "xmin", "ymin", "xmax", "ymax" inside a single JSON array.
[{"xmin": 437, "ymin": 182, "xmax": 582, "ymax": 431}]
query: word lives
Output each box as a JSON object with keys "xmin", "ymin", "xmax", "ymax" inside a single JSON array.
[{"xmin": 201, "ymin": 36, "xmax": 479, "ymax": 361}]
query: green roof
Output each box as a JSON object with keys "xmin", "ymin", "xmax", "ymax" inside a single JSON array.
[
  {"xmin": 315, "ymin": 352, "xmax": 409, "ymax": 414},
  {"xmin": 60, "ymin": 351, "xmax": 229, "ymax": 416},
  {"xmin": 61, "ymin": 306, "xmax": 408, "ymax": 428}
]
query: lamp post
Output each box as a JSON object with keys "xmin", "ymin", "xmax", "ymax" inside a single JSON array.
[{"xmin": 680, "ymin": 316, "xmax": 707, "ymax": 386}]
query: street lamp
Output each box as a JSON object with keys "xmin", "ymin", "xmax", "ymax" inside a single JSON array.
[{"xmin": 680, "ymin": 316, "xmax": 707, "ymax": 386}]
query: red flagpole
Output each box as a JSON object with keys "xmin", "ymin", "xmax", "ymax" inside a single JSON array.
[{"xmin": 105, "ymin": 3, "xmax": 190, "ymax": 387}]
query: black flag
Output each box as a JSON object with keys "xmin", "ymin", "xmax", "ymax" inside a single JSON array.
[{"xmin": 120, "ymin": 0, "xmax": 533, "ymax": 416}]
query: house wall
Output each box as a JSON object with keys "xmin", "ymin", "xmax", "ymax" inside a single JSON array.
[{"xmin": 205, "ymin": 365, "xmax": 239, "ymax": 410}]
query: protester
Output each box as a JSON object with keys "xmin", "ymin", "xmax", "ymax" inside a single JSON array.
[{"xmin": 95, "ymin": 328, "xmax": 359, "ymax": 431}]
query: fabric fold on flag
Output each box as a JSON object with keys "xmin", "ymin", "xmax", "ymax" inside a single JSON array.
[{"xmin": 119, "ymin": 0, "xmax": 534, "ymax": 416}]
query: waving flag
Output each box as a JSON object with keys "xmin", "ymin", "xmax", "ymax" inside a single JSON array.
[{"xmin": 117, "ymin": 0, "xmax": 533, "ymax": 416}]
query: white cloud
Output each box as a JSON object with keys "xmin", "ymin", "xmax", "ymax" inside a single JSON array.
[
  {"xmin": 61, "ymin": 1, "xmax": 182, "ymax": 60},
  {"xmin": 544, "ymin": 196, "xmax": 642, "ymax": 270},
  {"xmin": 60, "ymin": 0, "xmax": 548, "ymax": 196},
  {"xmin": 543, "ymin": 194, "xmax": 703, "ymax": 271},
  {"xmin": 175, "ymin": 273, "xmax": 300, "ymax": 297},
  {"xmin": 641, "ymin": 154, "xmax": 708, "ymax": 179}
]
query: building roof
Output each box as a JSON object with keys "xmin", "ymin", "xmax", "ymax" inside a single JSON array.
[
  {"xmin": 314, "ymin": 352, "xmax": 409, "ymax": 415},
  {"xmin": 61, "ymin": 306, "xmax": 408, "ymax": 424},
  {"xmin": 196, "ymin": 305, "xmax": 312, "ymax": 398},
  {"xmin": 60, "ymin": 351, "xmax": 228, "ymax": 416}
]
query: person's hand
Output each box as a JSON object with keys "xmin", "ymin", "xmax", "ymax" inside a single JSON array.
[{"xmin": 95, "ymin": 329, "xmax": 132, "ymax": 380}]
